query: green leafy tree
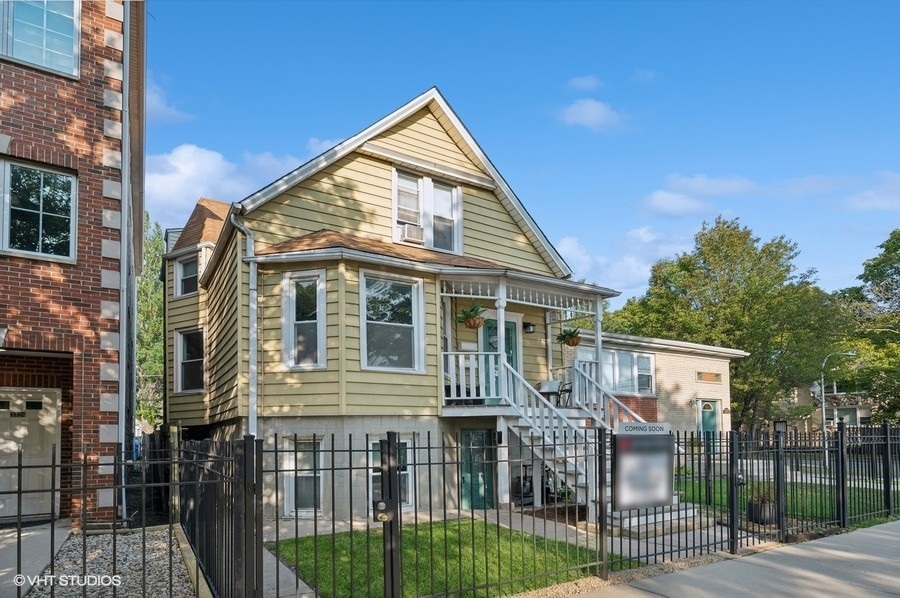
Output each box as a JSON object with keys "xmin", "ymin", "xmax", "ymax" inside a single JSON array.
[
  {"xmin": 606, "ymin": 217, "xmax": 852, "ymax": 431},
  {"xmin": 136, "ymin": 213, "xmax": 165, "ymax": 431},
  {"xmin": 838, "ymin": 228, "xmax": 900, "ymax": 412}
]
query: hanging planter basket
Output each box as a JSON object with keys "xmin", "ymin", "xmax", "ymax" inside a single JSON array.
[
  {"xmin": 463, "ymin": 316, "xmax": 485, "ymax": 330},
  {"xmin": 563, "ymin": 336, "xmax": 582, "ymax": 347},
  {"xmin": 556, "ymin": 328, "xmax": 582, "ymax": 347}
]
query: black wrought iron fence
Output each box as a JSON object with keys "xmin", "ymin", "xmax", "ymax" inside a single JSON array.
[{"xmin": 2, "ymin": 421, "xmax": 898, "ymax": 598}]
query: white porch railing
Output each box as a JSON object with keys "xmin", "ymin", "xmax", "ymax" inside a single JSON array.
[
  {"xmin": 571, "ymin": 361, "xmax": 644, "ymax": 428},
  {"xmin": 443, "ymin": 352, "xmax": 502, "ymax": 405}
]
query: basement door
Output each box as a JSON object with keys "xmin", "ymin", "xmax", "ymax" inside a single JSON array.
[
  {"xmin": 0, "ymin": 389, "xmax": 61, "ymax": 519},
  {"xmin": 460, "ymin": 429, "xmax": 494, "ymax": 510}
]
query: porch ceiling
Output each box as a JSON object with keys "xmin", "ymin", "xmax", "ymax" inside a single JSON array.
[{"xmin": 441, "ymin": 274, "xmax": 618, "ymax": 316}]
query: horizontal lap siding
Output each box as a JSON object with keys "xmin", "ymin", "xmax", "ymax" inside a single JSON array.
[
  {"xmin": 259, "ymin": 263, "xmax": 341, "ymax": 413},
  {"xmin": 165, "ymin": 258, "xmax": 207, "ymax": 423},
  {"xmin": 204, "ymin": 233, "xmax": 241, "ymax": 424},
  {"xmin": 463, "ymin": 187, "xmax": 554, "ymax": 274},
  {"xmin": 251, "ymin": 155, "xmax": 392, "ymax": 249},
  {"xmin": 372, "ymin": 108, "xmax": 487, "ymax": 178}
]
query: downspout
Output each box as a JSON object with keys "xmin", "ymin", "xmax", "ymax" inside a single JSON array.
[
  {"xmin": 230, "ymin": 212, "xmax": 258, "ymax": 437},
  {"xmin": 118, "ymin": 0, "xmax": 136, "ymax": 518}
]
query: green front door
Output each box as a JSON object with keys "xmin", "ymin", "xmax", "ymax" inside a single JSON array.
[
  {"xmin": 482, "ymin": 319, "xmax": 518, "ymax": 371},
  {"xmin": 461, "ymin": 429, "xmax": 494, "ymax": 509}
]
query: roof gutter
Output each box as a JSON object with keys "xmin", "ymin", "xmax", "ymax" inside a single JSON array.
[
  {"xmin": 250, "ymin": 249, "xmax": 620, "ymax": 298},
  {"xmin": 230, "ymin": 210, "xmax": 258, "ymax": 436}
]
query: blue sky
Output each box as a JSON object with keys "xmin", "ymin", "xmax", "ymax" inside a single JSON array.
[{"xmin": 145, "ymin": 1, "xmax": 899, "ymax": 308}]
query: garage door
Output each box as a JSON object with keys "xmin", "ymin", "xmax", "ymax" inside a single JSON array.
[{"xmin": 0, "ymin": 389, "xmax": 61, "ymax": 519}]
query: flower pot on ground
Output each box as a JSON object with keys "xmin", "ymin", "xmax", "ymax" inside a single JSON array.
[
  {"xmin": 746, "ymin": 500, "xmax": 776, "ymax": 524},
  {"xmin": 556, "ymin": 328, "xmax": 582, "ymax": 347},
  {"xmin": 746, "ymin": 481, "xmax": 776, "ymax": 524},
  {"xmin": 456, "ymin": 303, "xmax": 486, "ymax": 329}
]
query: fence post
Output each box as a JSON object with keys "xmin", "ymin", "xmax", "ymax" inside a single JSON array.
[
  {"xmin": 774, "ymin": 431, "xmax": 786, "ymax": 542},
  {"xmin": 598, "ymin": 428, "xmax": 608, "ymax": 579},
  {"xmin": 379, "ymin": 431, "xmax": 402, "ymax": 598},
  {"xmin": 836, "ymin": 420, "xmax": 849, "ymax": 528},
  {"xmin": 883, "ymin": 422, "xmax": 893, "ymax": 516},
  {"xmin": 728, "ymin": 431, "xmax": 739, "ymax": 554},
  {"xmin": 234, "ymin": 437, "xmax": 247, "ymax": 596}
]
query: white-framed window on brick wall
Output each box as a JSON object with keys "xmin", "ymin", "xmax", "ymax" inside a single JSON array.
[
  {"xmin": 0, "ymin": 160, "xmax": 76, "ymax": 260},
  {"xmin": 175, "ymin": 329, "xmax": 204, "ymax": 392},
  {"xmin": 0, "ymin": 0, "xmax": 81, "ymax": 77},
  {"xmin": 581, "ymin": 349, "xmax": 654, "ymax": 395}
]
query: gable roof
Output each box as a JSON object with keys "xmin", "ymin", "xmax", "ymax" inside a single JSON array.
[
  {"xmin": 239, "ymin": 87, "xmax": 572, "ymax": 279},
  {"xmin": 170, "ymin": 197, "xmax": 232, "ymax": 253}
]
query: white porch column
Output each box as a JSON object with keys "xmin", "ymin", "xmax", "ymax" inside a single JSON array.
[
  {"xmin": 594, "ymin": 299, "xmax": 604, "ymax": 418},
  {"xmin": 495, "ymin": 279, "xmax": 507, "ymax": 398},
  {"xmin": 496, "ymin": 416, "xmax": 510, "ymax": 505}
]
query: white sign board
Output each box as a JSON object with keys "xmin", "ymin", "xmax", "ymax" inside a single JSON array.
[{"xmin": 616, "ymin": 422, "xmax": 671, "ymax": 434}]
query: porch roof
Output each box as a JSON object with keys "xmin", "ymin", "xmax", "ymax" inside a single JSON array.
[{"xmin": 253, "ymin": 229, "xmax": 619, "ymax": 313}]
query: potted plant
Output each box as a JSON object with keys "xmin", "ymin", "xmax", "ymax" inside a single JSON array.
[
  {"xmin": 456, "ymin": 302, "xmax": 486, "ymax": 329},
  {"xmin": 746, "ymin": 481, "xmax": 776, "ymax": 524},
  {"xmin": 556, "ymin": 327, "xmax": 582, "ymax": 347}
]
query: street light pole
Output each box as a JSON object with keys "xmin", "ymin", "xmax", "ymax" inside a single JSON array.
[{"xmin": 819, "ymin": 351, "xmax": 856, "ymax": 470}]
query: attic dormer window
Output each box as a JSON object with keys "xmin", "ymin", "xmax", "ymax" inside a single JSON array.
[{"xmin": 393, "ymin": 169, "xmax": 461, "ymax": 253}]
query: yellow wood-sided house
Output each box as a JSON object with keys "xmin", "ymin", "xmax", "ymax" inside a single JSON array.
[{"xmin": 164, "ymin": 88, "xmax": 646, "ymax": 518}]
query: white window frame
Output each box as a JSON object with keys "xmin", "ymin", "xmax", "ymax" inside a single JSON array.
[
  {"xmin": 282, "ymin": 438, "xmax": 323, "ymax": 517},
  {"xmin": 281, "ymin": 269, "xmax": 326, "ymax": 370},
  {"xmin": 175, "ymin": 329, "xmax": 204, "ymax": 393},
  {"xmin": 0, "ymin": 0, "xmax": 81, "ymax": 77},
  {"xmin": 175, "ymin": 256, "xmax": 199, "ymax": 297},
  {"xmin": 595, "ymin": 349, "xmax": 655, "ymax": 396},
  {"xmin": 370, "ymin": 439, "xmax": 415, "ymax": 511},
  {"xmin": 0, "ymin": 159, "xmax": 77, "ymax": 262},
  {"xmin": 392, "ymin": 169, "xmax": 462, "ymax": 253},
  {"xmin": 359, "ymin": 270, "xmax": 425, "ymax": 373}
]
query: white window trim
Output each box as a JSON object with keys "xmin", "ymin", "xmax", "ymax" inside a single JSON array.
[
  {"xmin": 281, "ymin": 269, "xmax": 326, "ymax": 370},
  {"xmin": 359, "ymin": 269, "xmax": 425, "ymax": 373},
  {"xmin": 391, "ymin": 168, "xmax": 462, "ymax": 253},
  {"xmin": 0, "ymin": 159, "xmax": 78, "ymax": 263},
  {"xmin": 174, "ymin": 256, "xmax": 199, "ymax": 297},
  {"xmin": 591, "ymin": 349, "xmax": 655, "ymax": 396},
  {"xmin": 0, "ymin": 0, "xmax": 82, "ymax": 78},
  {"xmin": 175, "ymin": 328, "xmax": 204, "ymax": 393},
  {"xmin": 282, "ymin": 438, "xmax": 323, "ymax": 517},
  {"xmin": 369, "ymin": 438, "xmax": 416, "ymax": 511}
]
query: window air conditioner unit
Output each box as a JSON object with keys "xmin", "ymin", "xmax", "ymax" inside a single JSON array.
[
  {"xmin": 400, "ymin": 224, "xmax": 425, "ymax": 244},
  {"xmin": 397, "ymin": 206, "xmax": 421, "ymax": 224}
]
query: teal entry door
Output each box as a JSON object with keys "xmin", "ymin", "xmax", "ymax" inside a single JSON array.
[
  {"xmin": 460, "ymin": 429, "xmax": 495, "ymax": 509},
  {"xmin": 699, "ymin": 400, "xmax": 719, "ymax": 452},
  {"xmin": 482, "ymin": 319, "xmax": 518, "ymax": 370}
]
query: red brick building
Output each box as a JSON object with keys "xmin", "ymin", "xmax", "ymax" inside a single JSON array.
[{"xmin": 0, "ymin": 0, "xmax": 145, "ymax": 523}]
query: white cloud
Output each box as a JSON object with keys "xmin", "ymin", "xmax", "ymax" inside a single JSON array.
[
  {"xmin": 557, "ymin": 236, "xmax": 595, "ymax": 276},
  {"xmin": 146, "ymin": 79, "xmax": 191, "ymax": 123},
  {"xmin": 664, "ymin": 173, "xmax": 757, "ymax": 197},
  {"xmin": 559, "ymin": 99, "xmax": 624, "ymax": 132},
  {"xmin": 630, "ymin": 69, "xmax": 657, "ymax": 84},
  {"xmin": 846, "ymin": 171, "xmax": 900, "ymax": 211},
  {"xmin": 625, "ymin": 226, "xmax": 659, "ymax": 244},
  {"xmin": 645, "ymin": 190, "xmax": 709, "ymax": 215},
  {"xmin": 146, "ymin": 144, "xmax": 302, "ymax": 231},
  {"xmin": 567, "ymin": 75, "xmax": 602, "ymax": 90},
  {"xmin": 307, "ymin": 137, "xmax": 343, "ymax": 156}
]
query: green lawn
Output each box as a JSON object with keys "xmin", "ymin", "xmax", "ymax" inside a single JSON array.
[
  {"xmin": 677, "ymin": 477, "xmax": 898, "ymax": 521},
  {"xmin": 267, "ymin": 519, "xmax": 634, "ymax": 598}
]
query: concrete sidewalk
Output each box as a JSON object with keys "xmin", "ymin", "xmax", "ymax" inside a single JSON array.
[{"xmin": 588, "ymin": 519, "xmax": 900, "ymax": 597}]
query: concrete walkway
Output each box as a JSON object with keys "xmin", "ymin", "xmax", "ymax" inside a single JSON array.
[
  {"xmin": 588, "ymin": 519, "xmax": 900, "ymax": 597},
  {"xmin": 0, "ymin": 519, "xmax": 71, "ymax": 598}
]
